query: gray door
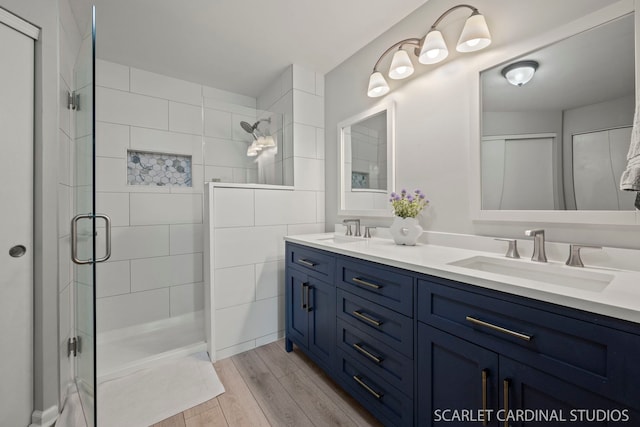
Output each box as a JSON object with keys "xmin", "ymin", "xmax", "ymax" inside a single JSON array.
[{"xmin": 0, "ymin": 15, "xmax": 37, "ymax": 427}]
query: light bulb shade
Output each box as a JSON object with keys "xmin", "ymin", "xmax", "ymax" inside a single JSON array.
[
  {"xmin": 388, "ymin": 49, "xmax": 414, "ymax": 79},
  {"xmin": 418, "ymin": 30, "xmax": 448, "ymax": 64},
  {"xmin": 501, "ymin": 61, "xmax": 538, "ymax": 87},
  {"xmin": 456, "ymin": 13, "xmax": 491, "ymax": 53},
  {"xmin": 367, "ymin": 71, "xmax": 390, "ymax": 97}
]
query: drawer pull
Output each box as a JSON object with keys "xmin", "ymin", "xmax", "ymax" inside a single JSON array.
[
  {"xmin": 306, "ymin": 284, "xmax": 312, "ymax": 312},
  {"xmin": 482, "ymin": 369, "xmax": 488, "ymax": 427},
  {"xmin": 301, "ymin": 283, "xmax": 308, "ymax": 310},
  {"xmin": 466, "ymin": 316, "xmax": 532, "ymax": 342},
  {"xmin": 353, "ymin": 310, "xmax": 383, "ymax": 327},
  {"xmin": 503, "ymin": 379, "xmax": 510, "ymax": 427},
  {"xmin": 352, "ymin": 277, "xmax": 382, "ymax": 289},
  {"xmin": 297, "ymin": 258, "xmax": 316, "ymax": 267},
  {"xmin": 353, "ymin": 375, "xmax": 383, "ymax": 400},
  {"xmin": 353, "ymin": 343, "xmax": 383, "ymax": 364}
]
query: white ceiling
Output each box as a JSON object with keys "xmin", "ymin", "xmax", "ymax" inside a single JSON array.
[
  {"xmin": 482, "ymin": 13, "xmax": 635, "ymax": 112},
  {"xmin": 69, "ymin": 0, "xmax": 428, "ymax": 98}
]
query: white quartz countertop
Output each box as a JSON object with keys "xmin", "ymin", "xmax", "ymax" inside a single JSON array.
[{"xmin": 285, "ymin": 233, "xmax": 640, "ymax": 325}]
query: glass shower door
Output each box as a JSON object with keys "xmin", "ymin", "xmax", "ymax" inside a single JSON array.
[{"xmin": 72, "ymin": 7, "xmax": 103, "ymax": 427}]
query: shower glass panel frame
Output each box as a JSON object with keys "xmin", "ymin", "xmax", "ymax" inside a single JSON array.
[{"xmin": 72, "ymin": 6, "xmax": 97, "ymax": 426}]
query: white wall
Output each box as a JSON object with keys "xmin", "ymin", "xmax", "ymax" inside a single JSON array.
[
  {"xmin": 0, "ymin": 0, "xmax": 64, "ymax": 417},
  {"xmin": 207, "ymin": 65, "xmax": 326, "ymax": 360},
  {"xmin": 325, "ymin": 0, "xmax": 640, "ymax": 248}
]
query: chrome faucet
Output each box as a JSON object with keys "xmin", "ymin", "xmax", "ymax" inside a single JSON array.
[
  {"xmin": 524, "ymin": 229, "xmax": 547, "ymax": 262},
  {"xmin": 565, "ymin": 244, "xmax": 602, "ymax": 267},
  {"xmin": 343, "ymin": 219, "xmax": 361, "ymax": 237}
]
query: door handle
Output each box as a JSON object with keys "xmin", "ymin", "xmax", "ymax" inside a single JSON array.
[
  {"xmin": 71, "ymin": 213, "xmax": 111, "ymax": 264},
  {"xmin": 95, "ymin": 214, "xmax": 111, "ymax": 263}
]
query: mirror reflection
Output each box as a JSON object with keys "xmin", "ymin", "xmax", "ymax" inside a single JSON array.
[
  {"xmin": 339, "ymin": 104, "xmax": 394, "ymax": 215},
  {"xmin": 480, "ymin": 13, "xmax": 635, "ymax": 211}
]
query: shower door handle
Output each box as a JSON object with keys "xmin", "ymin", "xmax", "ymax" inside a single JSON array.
[
  {"xmin": 71, "ymin": 213, "xmax": 112, "ymax": 264},
  {"xmin": 95, "ymin": 214, "xmax": 112, "ymax": 263}
]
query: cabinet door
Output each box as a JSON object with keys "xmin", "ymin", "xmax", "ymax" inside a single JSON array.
[
  {"xmin": 418, "ymin": 323, "xmax": 499, "ymax": 426},
  {"xmin": 500, "ymin": 357, "xmax": 639, "ymax": 427},
  {"xmin": 308, "ymin": 276, "xmax": 336, "ymax": 369},
  {"xmin": 286, "ymin": 268, "xmax": 309, "ymax": 348}
]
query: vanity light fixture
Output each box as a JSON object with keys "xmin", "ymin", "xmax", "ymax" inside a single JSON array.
[
  {"xmin": 501, "ymin": 60, "xmax": 539, "ymax": 87},
  {"xmin": 367, "ymin": 4, "xmax": 492, "ymax": 97}
]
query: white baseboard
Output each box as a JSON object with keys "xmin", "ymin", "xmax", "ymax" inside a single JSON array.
[{"xmin": 30, "ymin": 405, "xmax": 58, "ymax": 427}]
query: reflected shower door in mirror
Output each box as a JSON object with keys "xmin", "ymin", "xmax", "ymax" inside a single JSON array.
[
  {"xmin": 338, "ymin": 102, "xmax": 395, "ymax": 217},
  {"xmin": 480, "ymin": 13, "xmax": 635, "ymax": 211}
]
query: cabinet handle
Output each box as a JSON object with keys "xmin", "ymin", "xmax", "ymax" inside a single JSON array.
[
  {"xmin": 503, "ymin": 379, "xmax": 510, "ymax": 427},
  {"xmin": 353, "ymin": 310, "xmax": 383, "ymax": 327},
  {"xmin": 297, "ymin": 258, "xmax": 316, "ymax": 267},
  {"xmin": 301, "ymin": 282, "xmax": 308, "ymax": 310},
  {"xmin": 353, "ymin": 375, "xmax": 383, "ymax": 400},
  {"xmin": 466, "ymin": 316, "xmax": 532, "ymax": 342},
  {"xmin": 352, "ymin": 277, "xmax": 382, "ymax": 289},
  {"xmin": 306, "ymin": 285, "xmax": 312, "ymax": 312},
  {"xmin": 482, "ymin": 369, "xmax": 488, "ymax": 427},
  {"xmin": 353, "ymin": 343, "xmax": 383, "ymax": 364}
]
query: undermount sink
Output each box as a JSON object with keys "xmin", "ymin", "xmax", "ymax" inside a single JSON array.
[
  {"xmin": 448, "ymin": 256, "xmax": 614, "ymax": 292},
  {"xmin": 315, "ymin": 235, "xmax": 364, "ymax": 244}
]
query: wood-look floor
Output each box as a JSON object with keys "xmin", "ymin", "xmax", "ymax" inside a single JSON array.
[{"xmin": 151, "ymin": 340, "xmax": 382, "ymax": 427}]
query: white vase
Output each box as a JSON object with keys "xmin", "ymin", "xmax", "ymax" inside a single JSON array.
[{"xmin": 389, "ymin": 217, "xmax": 423, "ymax": 246}]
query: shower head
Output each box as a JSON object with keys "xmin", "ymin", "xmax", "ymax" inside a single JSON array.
[
  {"xmin": 240, "ymin": 121, "xmax": 256, "ymax": 134},
  {"xmin": 240, "ymin": 121, "xmax": 259, "ymax": 141}
]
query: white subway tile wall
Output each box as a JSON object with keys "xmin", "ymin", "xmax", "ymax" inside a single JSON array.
[
  {"xmin": 95, "ymin": 62, "xmax": 326, "ymax": 359},
  {"xmin": 205, "ymin": 66, "xmax": 327, "ymax": 359}
]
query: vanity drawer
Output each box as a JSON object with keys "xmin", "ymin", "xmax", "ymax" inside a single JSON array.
[
  {"xmin": 337, "ymin": 289, "xmax": 413, "ymax": 358},
  {"xmin": 417, "ymin": 277, "xmax": 640, "ymax": 409},
  {"xmin": 337, "ymin": 258, "xmax": 413, "ymax": 316},
  {"xmin": 286, "ymin": 243, "xmax": 334, "ymax": 278},
  {"xmin": 337, "ymin": 318, "xmax": 413, "ymax": 397},
  {"xmin": 336, "ymin": 349, "xmax": 413, "ymax": 427}
]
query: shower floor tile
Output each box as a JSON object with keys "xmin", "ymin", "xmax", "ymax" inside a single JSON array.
[{"xmin": 97, "ymin": 311, "xmax": 205, "ymax": 380}]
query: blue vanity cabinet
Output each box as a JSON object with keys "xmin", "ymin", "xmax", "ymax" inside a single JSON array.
[
  {"xmin": 333, "ymin": 256, "xmax": 415, "ymax": 426},
  {"xmin": 417, "ymin": 323, "xmax": 499, "ymax": 426},
  {"xmin": 285, "ymin": 243, "xmax": 336, "ymax": 372},
  {"xmin": 417, "ymin": 275, "xmax": 640, "ymax": 425},
  {"xmin": 284, "ymin": 241, "xmax": 640, "ymax": 426}
]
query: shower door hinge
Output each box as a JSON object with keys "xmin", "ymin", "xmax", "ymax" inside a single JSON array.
[
  {"xmin": 67, "ymin": 91, "xmax": 79, "ymax": 111},
  {"xmin": 67, "ymin": 336, "xmax": 81, "ymax": 357}
]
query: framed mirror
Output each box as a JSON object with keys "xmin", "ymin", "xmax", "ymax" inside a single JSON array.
[
  {"xmin": 338, "ymin": 102, "xmax": 395, "ymax": 217},
  {"xmin": 471, "ymin": 3, "xmax": 638, "ymax": 225}
]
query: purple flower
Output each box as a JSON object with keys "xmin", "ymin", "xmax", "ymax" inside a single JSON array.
[
  {"xmin": 407, "ymin": 194, "xmax": 414, "ymax": 202},
  {"xmin": 419, "ymin": 193, "xmax": 426, "ymax": 199},
  {"xmin": 401, "ymin": 189, "xmax": 407, "ymax": 195},
  {"xmin": 390, "ymin": 192, "xmax": 397, "ymax": 198}
]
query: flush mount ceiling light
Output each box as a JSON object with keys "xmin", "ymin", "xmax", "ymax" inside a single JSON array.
[
  {"xmin": 367, "ymin": 4, "xmax": 492, "ymax": 98},
  {"xmin": 501, "ymin": 60, "xmax": 539, "ymax": 87}
]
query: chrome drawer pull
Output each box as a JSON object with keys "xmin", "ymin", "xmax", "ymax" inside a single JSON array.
[
  {"xmin": 353, "ymin": 310, "xmax": 383, "ymax": 327},
  {"xmin": 352, "ymin": 277, "xmax": 382, "ymax": 289},
  {"xmin": 301, "ymin": 283, "xmax": 308, "ymax": 310},
  {"xmin": 353, "ymin": 375, "xmax": 383, "ymax": 400},
  {"xmin": 297, "ymin": 258, "xmax": 316, "ymax": 267},
  {"xmin": 353, "ymin": 343, "xmax": 383, "ymax": 364},
  {"xmin": 466, "ymin": 316, "xmax": 532, "ymax": 342}
]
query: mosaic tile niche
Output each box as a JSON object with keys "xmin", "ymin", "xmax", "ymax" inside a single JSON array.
[{"xmin": 127, "ymin": 150, "xmax": 192, "ymax": 187}]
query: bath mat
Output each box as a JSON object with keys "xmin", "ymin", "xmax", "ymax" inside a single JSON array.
[{"xmin": 97, "ymin": 351, "xmax": 224, "ymax": 427}]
